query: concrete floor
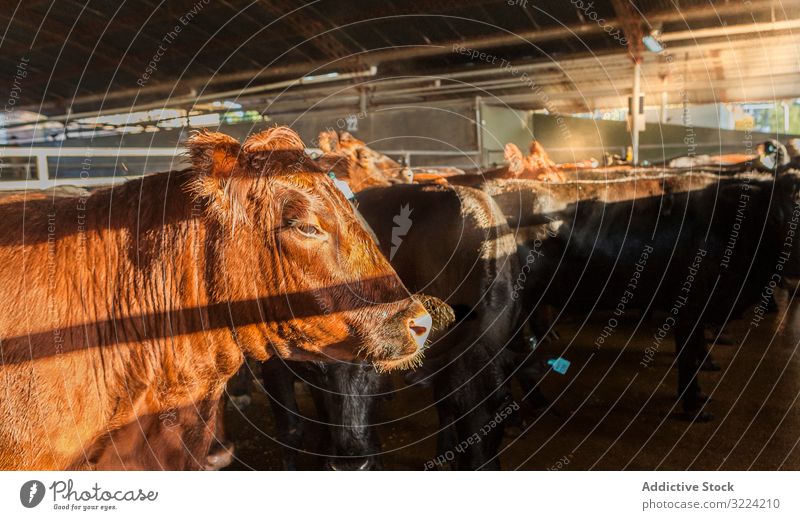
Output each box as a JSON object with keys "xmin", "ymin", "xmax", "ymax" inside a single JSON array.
[{"xmin": 225, "ymin": 289, "xmax": 800, "ymax": 470}]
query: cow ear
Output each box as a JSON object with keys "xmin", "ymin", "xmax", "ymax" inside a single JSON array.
[
  {"xmin": 242, "ymin": 126, "xmax": 312, "ymax": 175},
  {"xmin": 504, "ymin": 143, "xmax": 524, "ymax": 176},
  {"xmin": 185, "ymin": 130, "xmax": 249, "ymax": 227},
  {"xmin": 318, "ymin": 130, "xmax": 339, "ymax": 153},
  {"xmin": 185, "ymin": 130, "xmax": 241, "ymax": 178}
]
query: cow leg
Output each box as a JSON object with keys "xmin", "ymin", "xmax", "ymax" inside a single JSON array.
[
  {"xmin": 766, "ymin": 292, "xmax": 778, "ymax": 312},
  {"xmin": 507, "ymin": 312, "xmax": 555, "ymax": 420},
  {"xmin": 450, "ymin": 391, "xmax": 509, "ymax": 470},
  {"xmin": 205, "ymin": 364, "xmax": 258, "ymax": 470},
  {"xmin": 305, "ymin": 378, "xmax": 335, "ymax": 470},
  {"xmin": 226, "ymin": 364, "xmax": 253, "ymax": 410},
  {"xmin": 530, "ymin": 305, "xmax": 559, "ymax": 344},
  {"xmin": 706, "ymin": 324, "xmax": 735, "ymax": 346},
  {"xmin": 432, "ymin": 390, "xmax": 458, "ymax": 471},
  {"xmin": 205, "ymin": 398, "xmax": 236, "ymax": 470},
  {"xmin": 261, "ymin": 359, "xmax": 304, "ymax": 470},
  {"xmin": 698, "ymin": 342, "xmax": 721, "ymax": 371},
  {"xmin": 700, "ymin": 323, "xmax": 735, "ymax": 371},
  {"xmin": 515, "ymin": 358, "xmax": 551, "ymax": 414},
  {"xmin": 434, "ymin": 352, "xmax": 508, "ymax": 470},
  {"xmin": 454, "ymin": 412, "xmax": 501, "ymax": 470},
  {"xmin": 675, "ymin": 321, "xmax": 713, "ymax": 421},
  {"xmin": 506, "ymin": 333, "xmax": 550, "ymax": 423}
]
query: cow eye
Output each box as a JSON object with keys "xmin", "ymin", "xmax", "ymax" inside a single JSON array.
[{"xmin": 290, "ymin": 220, "xmax": 326, "ymax": 239}]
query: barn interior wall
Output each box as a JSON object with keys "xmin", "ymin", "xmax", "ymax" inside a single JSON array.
[
  {"xmin": 480, "ymin": 104, "xmax": 534, "ymax": 167},
  {"xmin": 531, "ymin": 113, "xmax": 799, "ymax": 163}
]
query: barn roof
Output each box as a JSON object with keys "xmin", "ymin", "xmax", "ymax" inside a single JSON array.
[{"xmin": 1, "ymin": 0, "xmax": 798, "ymax": 127}]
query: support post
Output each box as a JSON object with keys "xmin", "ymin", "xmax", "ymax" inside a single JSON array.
[
  {"xmin": 631, "ymin": 61, "xmax": 642, "ymax": 165},
  {"xmin": 359, "ymin": 87, "xmax": 367, "ymax": 115},
  {"xmin": 782, "ymin": 101, "xmax": 790, "ymax": 134},
  {"xmin": 35, "ymin": 151, "xmax": 49, "ymax": 189}
]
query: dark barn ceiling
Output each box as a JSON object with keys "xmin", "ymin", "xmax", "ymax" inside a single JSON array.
[{"xmin": 1, "ymin": 0, "xmax": 798, "ymax": 119}]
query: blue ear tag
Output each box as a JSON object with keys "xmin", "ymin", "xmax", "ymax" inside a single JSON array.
[
  {"xmin": 328, "ymin": 172, "xmax": 355, "ymax": 201},
  {"xmin": 547, "ymin": 357, "xmax": 570, "ymax": 375}
]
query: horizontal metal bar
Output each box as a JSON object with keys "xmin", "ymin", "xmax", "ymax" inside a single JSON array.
[
  {"xmin": 6, "ymin": 70, "xmax": 377, "ymax": 131},
  {"xmin": 0, "ymin": 177, "xmax": 135, "ymax": 191},
  {"xmin": 377, "ymin": 150, "xmax": 480, "ymax": 156},
  {"xmin": 660, "ymin": 19, "xmax": 800, "ymax": 42},
  {"xmin": 0, "ymin": 147, "xmax": 182, "ymax": 157},
  {"xmin": 529, "ymin": 142, "xmax": 773, "ymax": 153}
]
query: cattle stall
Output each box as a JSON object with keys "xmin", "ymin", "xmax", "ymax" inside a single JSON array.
[{"xmin": 0, "ymin": 1, "xmax": 800, "ymax": 508}]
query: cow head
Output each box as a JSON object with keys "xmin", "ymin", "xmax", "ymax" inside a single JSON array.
[
  {"xmin": 318, "ymin": 130, "xmax": 397, "ymax": 190},
  {"xmin": 303, "ymin": 361, "xmax": 385, "ymax": 471},
  {"xmin": 503, "ymin": 141, "xmax": 566, "ymax": 182},
  {"xmin": 185, "ymin": 127, "xmax": 431, "ymax": 370}
]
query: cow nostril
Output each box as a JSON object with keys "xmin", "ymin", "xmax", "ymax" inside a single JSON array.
[
  {"xmin": 409, "ymin": 324, "xmax": 428, "ymax": 336},
  {"xmin": 407, "ymin": 312, "xmax": 433, "ymax": 350}
]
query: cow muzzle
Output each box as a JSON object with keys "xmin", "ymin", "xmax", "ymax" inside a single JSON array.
[
  {"xmin": 372, "ymin": 295, "xmax": 453, "ymax": 371},
  {"xmin": 372, "ymin": 307, "xmax": 431, "ymax": 372}
]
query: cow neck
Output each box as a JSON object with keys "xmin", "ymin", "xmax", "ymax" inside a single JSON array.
[{"xmin": 91, "ymin": 170, "xmax": 242, "ymax": 403}]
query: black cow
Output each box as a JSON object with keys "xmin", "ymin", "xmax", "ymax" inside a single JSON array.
[
  {"xmin": 262, "ymin": 183, "xmax": 525, "ymax": 469},
  {"xmin": 487, "ymin": 172, "xmax": 800, "ymax": 420},
  {"xmin": 261, "ymin": 359, "xmax": 386, "ymax": 470}
]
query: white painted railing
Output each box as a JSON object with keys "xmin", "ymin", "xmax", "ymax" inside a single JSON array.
[{"xmin": 0, "ymin": 147, "xmax": 183, "ymax": 191}]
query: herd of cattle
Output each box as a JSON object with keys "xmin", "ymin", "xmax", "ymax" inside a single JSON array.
[{"xmin": 1, "ymin": 126, "xmax": 799, "ymax": 470}]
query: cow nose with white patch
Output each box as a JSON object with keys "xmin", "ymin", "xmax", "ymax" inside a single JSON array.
[{"xmin": 407, "ymin": 311, "xmax": 432, "ymax": 350}]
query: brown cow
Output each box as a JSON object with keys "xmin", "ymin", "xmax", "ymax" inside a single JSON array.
[
  {"xmin": 502, "ymin": 141, "xmax": 566, "ymax": 182},
  {"xmin": 317, "ymin": 130, "xmax": 397, "ymax": 191},
  {"xmin": 0, "ymin": 126, "xmax": 431, "ymax": 470}
]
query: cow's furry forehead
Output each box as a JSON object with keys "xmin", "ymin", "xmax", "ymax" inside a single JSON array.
[
  {"xmin": 242, "ymin": 126, "xmax": 305, "ymax": 153},
  {"xmin": 185, "ymin": 126, "xmax": 358, "ymax": 215},
  {"xmin": 185, "ymin": 126, "xmax": 350, "ymax": 226},
  {"xmin": 187, "ymin": 126, "xmax": 306, "ymax": 155}
]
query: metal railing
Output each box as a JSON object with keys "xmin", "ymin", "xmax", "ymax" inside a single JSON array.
[
  {"xmin": 0, "ymin": 147, "xmax": 183, "ymax": 191},
  {"xmin": 0, "ymin": 146, "xmax": 480, "ymax": 191}
]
